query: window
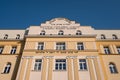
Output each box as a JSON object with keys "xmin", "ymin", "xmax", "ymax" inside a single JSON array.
[
  {"xmin": 4, "ymin": 34, "xmax": 8, "ymax": 39},
  {"xmin": 109, "ymin": 63, "xmax": 118, "ymax": 73},
  {"xmin": 16, "ymin": 34, "xmax": 20, "ymax": 39},
  {"xmin": 40, "ymin": 31, "xmax": 45, "ymax": 35},
  {"xmin": 104, "ymin": 47, "xmax": 111, "ymax": 54},
  {"xmin": 112, "ymin": 34, "xmax": 118, "ymax": 40},
  {"xmin": 0, "ymin": 46, "xmax": 4, "ymax": 54},
  {"xmin": 55, "ymin": 59, "xmax": 66, "ymax": 70},
  {"xmin": 116, "ymin": 46, "xmax": 120, "ymax": 54},
  {"xmin": 77, "ymin": 43, "xmax": 84, "ymax": 50},
  {"xmin": 37, "ymin": 43, "xmax": 44, "ymax": 50},
  {"xmin": 101, "ymin": 34, "xmax": 106, "ymax": 39},
  {"xmin": 79, "ymin": 59, "xmax": 87, "ymax": 70},
  {"xmin": 76, "ymin": 30, "xmax": 82, "ymax": 35},
  {"xmin": 34, "ymin": 59, "xmax": 42, "ymax": 71},
  {"xmin": 3, "ymin": 63, "xmax": 11, "ymax": 73},
  {"xmin": 56, "ymin": 42, "xmax": 66, "ymax": 50},
  {"xmin": 58, "ymin": 30, "xmax": 64, "ymax": 35},
  {"xmin": 10, "ymin": 46, "xmax": 17, "ymax": 54}
]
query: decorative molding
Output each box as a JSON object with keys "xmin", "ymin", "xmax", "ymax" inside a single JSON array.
[
  {"xmin": 86, "ymin": 56, "xmax": 97, "ymax": 59},
  {"xmin": 22, "ymin": 56, "xmax": 33, "ymax": 59},
  {"xmin": 43, "ymin": 56, "xmax": 54, "ymax": 59},
  {"xmin": 66, "ymin": 56, "xmax": 77, "ymax": 59}
]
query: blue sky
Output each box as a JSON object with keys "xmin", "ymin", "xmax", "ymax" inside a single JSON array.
[{"xmin": 0, "ymin": 0, "xmax": 120, "ymax": 29}]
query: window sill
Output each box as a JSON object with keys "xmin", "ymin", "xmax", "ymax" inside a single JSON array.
[
  {"xmin": 53, "ymin": 70, "xmax": 67, "ymax": 72},
  {"xmin": 111, "ymin": 72, "xmax": 118, "ymax": 74},
  {"xmin": 79, "ymin": 70, "xmax": 88, "ymax": 71},
  {"xmin": 31, "ymin": 70, "xmax": 41, "ymax": 72},
  {"xmin": 1, "ymin": 73, "xmax": 9, "ymax": 74}
]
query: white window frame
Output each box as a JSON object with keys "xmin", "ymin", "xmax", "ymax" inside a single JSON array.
[
  {"xmin": 104, "ymin": 47, "xmax": 111, "ymax": 54},
  {"xmin": 34, "ymin": 59, "xmax": 42, "ymax": 71},
  {"xmin": 10, "ymin": 46, "xmax": 17, "ymax": 54},
  {"xmin": 55, "ymin": 59, "xmax": 66, "ymax": 70},
  {"xmin": 79, "ymin": 59, "xmax": 87, "ymax": 70},
  {"xmin": 76, "ymin": 30, "xmax": 82, "ymax": 35},
  {"xmin": 16, "ymin": 34, "xmax": 20, "ymax": 39},
  {"xmin": 116, "ymin": 46, "xmax": 120, "ymax": 54},
  {"xmin": 40, "ymin": 31, "xmax": 45, "ymax": 35},
  {"xmin": 0, "ymin": 46, "xmax": 4, "ymax": 54},
  {"xmin": 77, "ymin": 42, "xmax": 84, "ymax": 50},
  {"xmin": 112, "ymin": 34, "xmax": 118, "ymax": 40},
  {"xmin": 3, "ymin": 63, "xmax": 11, "ymax": 73},
  {"xmin": 58, "ymin": 30, "xmax": 64, "ymax": 35},
  {"xmin": 109, "ymin": 63, "xmax": 118, "ymax": 73},
  {"xmin": 101, "ymin": 34, "xmax": 106, "ymax": 39},
  {"xmin": 4, "ymin": 34, "xmax": 8, "ymax": 39},
  {"xmin": 56, "ymin": 42, "xmax": 66, "ymax": 50},
  {"xmin": 37, "ymin": 42, "xmax": 44, "ymax": 50}
]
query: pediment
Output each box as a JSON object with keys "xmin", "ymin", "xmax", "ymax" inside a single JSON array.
[{"xmin": 41, "ymin": 18, "xmax": 80, "ymax": 26}]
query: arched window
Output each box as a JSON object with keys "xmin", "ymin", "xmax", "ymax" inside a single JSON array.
[
  {"xmin": 76, "ymin": 30, "xmax": 82, "ymax": 35},
  {"xmin": 4, "ymin": 34, "xmax": 8, "ymax": 39},
  {"xmin": 58, "ymin": 30, "xmax": 64, "ymax": 35},
  {"xmin": 16, "ymin": 34, "xmax": 20, "ymax": 39},
  {"xmin": 112, "ymin": 34, "xmax": 118, "ymax": 40},
  {"xmin": 101, "ymin": 34, "xmax": 106, "ymax": 39},
  {"xmin": 3, "ymin": 63, "xmax": 11, "ymax": 73},
  {"xmin": 40, "ymin": 30, "xmax": 45, "ymax": 35},
  {"xmin": 109, "ymin": 63, "xmax": 118, "ymax": 73}
]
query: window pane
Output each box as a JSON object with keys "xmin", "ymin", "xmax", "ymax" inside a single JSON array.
[
  {"xmin": 34, "ymin": 59, "xmax": 42, "ymax": 71},
  {"xmin": 55, "ymin": 59, "xmax": 66, "ymax": 70}
]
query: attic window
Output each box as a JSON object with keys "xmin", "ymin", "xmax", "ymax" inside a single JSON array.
[
  {"xmin": 76, "ymin": 30, "xmax": 82, "ymax": 35},
  {"xmin": 4, "ymin": 34, "xmax": 8, "ymax": 39},
  {"xmin": 40, "ymin": 31, "xmax": 45, "ymax": 35},
  {"xmin": 58, "ymin": 30, "xmax": 64, "ymax": 35}
]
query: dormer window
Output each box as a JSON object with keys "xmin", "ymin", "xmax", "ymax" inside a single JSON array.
[
  {"xmin": 112, "ymin": 34, "xmax": 118, "ymax": 40},
  {"xmin": 58, "ymin": 30, "xmax": 64, "ymax": 35},
  {"xmin": 4, "ymin": 34, "xmax": 8, "ymax": 39},
  {"xmin": 101, "ymin": 34, "xmax": 106, "ymax": 39},
  {"xmin": 40, "ymin": 31, "xmax": 45, "ymax": 35},
  {"xmin": 76, "ymin": 30, "xmax": 82, "ymax": 35},
  {"xmin": 16, "ymin": 34, "xmax": 20, "ymax": 39}
]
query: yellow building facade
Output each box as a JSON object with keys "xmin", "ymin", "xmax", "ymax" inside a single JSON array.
[{"xmin": 0, "ymin": 18, "xmax": 120, "ymax": 80}]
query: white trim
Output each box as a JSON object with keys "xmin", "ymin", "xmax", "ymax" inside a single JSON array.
[{"xmin": 23, "ymin": 59, "xmax": 29, "ymax": 80}]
